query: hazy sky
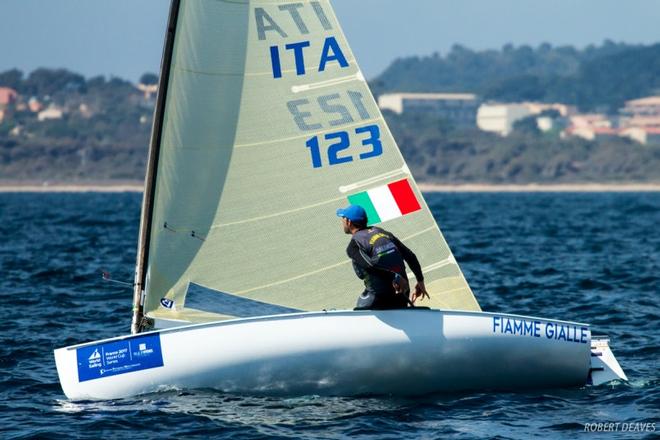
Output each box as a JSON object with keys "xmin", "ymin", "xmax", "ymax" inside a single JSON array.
[{"xmin": 1, "ymin": 0, "xmax": 659, "ymax": 81}]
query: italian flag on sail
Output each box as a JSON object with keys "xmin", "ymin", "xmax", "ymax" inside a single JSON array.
[{"xmin": 348, "ymin": 179, "xmax": 422, "ymax": 225}]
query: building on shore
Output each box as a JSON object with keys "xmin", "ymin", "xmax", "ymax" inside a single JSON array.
[
  {"xmin": 521, "ymin": 102, "xmax": 576, "ymax": 117},
  {"xmin": 569, "ymin": 114, "xmax": 613, "ymax": 129},
  {"xmin": 37, "ymin": 105, "xmax": 64, "ymax": 121},
  {"xmin": 136, "ymin": 83, "xmax": 158, "ymax": 100},
  {"xmin": 562, "ymin": 113, "xmax": 617, "ymax": 141},
  {"xmin": 378, "ymin": 92, "xmax": 479, "ymax": 127},
  {"xmin": 536, "ymin": 116, "xmax": 555, "ymax": 132},
  {"xmin": 0, "ymin": 87, "xmax": 18, "ymax": 107},
  {"xmin": 9, "ymin": 125, "xmax": 22, "ymax": 136},
  {"xmin": 78, "ymin": 103, "xmax": 93, "ymax": 118},
  {"xmin": 563, "ymin": 126, "xmax": 618, "ymax": 141},
  {"xmin": 621, "ymin": 96, "xmax": 660, "ymax": 118},
  {"xmin": 612, "ymin": 95, "xmax": 660, "ymax": 144},
  {"xmin": 28, "ymin": 97, "xmax": 43, "ymax": 113},
  {"xmin": 617, "ymin": 97, "xmax": 660, "ymax": 132},
  {"xmin": 621, "ymin": 115, "xmax": 660, "ymax": 129},
  {"xmin": 476, "ymin": 101, "xmax": 574, "ymax": 136},
  {"xmin": 619, "ymin": 127, "xmax": 660, "ymax": 145},
  {"xmin": 476, "ymin": 104, "xmax": 531, "ymax": 136},
  {"xmin": 562, "ymin": 107, "xmax": 660, "ymax": 145}
]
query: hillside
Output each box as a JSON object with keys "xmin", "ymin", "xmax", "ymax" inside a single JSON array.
[
  {"xmin": 386, "ymin": 112, "xmax": 660, "ymax": 183},
  {"xmin": 0, "ymin": 69, "xmax": 151, "ymax": 181},
  {"xmin": 373, "ymin": 42, "xmax": 660, "ymax": 112},
  {"xmin": 1, "ymin": 41, "xmax": 660, "ymax": 184}
]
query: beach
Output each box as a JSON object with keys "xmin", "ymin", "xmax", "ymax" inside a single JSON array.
[
  {"xmin": 0, "ymin": 182, "xmax": 144, "ymax": 193},
  {"xmin": 417, "ymin": 183, "xmax": 660, "ymax": 192}
]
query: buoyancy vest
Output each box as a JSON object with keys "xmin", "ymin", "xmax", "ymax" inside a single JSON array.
[{"xmin": 351, "ymin": 227, "xmax": 407, "ymax": 296}]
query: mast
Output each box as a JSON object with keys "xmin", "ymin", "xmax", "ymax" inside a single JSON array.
[{"xmin": 131, "ymin": 0, "xmax": 181, "ymax": 334}]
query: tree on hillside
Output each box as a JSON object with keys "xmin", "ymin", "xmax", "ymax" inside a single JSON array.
[
  {"xmin": 512, "ymin": 116, "xmax": 541, "ymax": 136},
  {"xmin": 375, "ymin": 42, "xmax": 656, "ymax": 112},
  {"xmin": 24, "ymin": 68, "xmax": 86, "ymax": 96},
  {"xmin": 575, "ymin": 43, "xmax": 660, "ymax": 111},
  {"xmin": 483, "ymin": 75, "xmax": 546, "ymax": 101},
  {"xmin": 140, "ymin": 73, "xmax": 159, "ymax": 85},
  {"xmin": 0, "ymin": 69, "xmax": 24, "ymax": 91}
]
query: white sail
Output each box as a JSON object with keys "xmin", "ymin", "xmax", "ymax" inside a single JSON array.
[{"xmin": 140, "ymin": 0, "xmax": 480, "ymax": 326}]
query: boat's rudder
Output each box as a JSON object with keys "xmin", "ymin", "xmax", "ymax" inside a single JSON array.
[{"xmin": 589, "ymin": 337, "xmax": 627, "ymax": 385}]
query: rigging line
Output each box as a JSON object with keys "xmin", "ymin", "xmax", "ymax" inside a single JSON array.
[
  {"xmin": 292, "ymin": 71, "xmax": 365, "ymax": 94},
  {"xmin": 234, "ymin": 116, "xmax": 381, "ymax": 149},
  {"xmin": 233, "ymin": 226, "xmax": 437, "ymax": 295},
  {"xmin": 101, "ymin": 271, "xmax": 134, "ymax": 288},
  {"xmin": 211, "ymin": 195, "xmax": 347, "ymax": 229},
  {"xmin": 338, "ymin": 164, "xmax": 411, "ymax": 193}
]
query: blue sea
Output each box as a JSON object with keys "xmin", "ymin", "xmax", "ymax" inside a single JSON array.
[{"xmin": 0, "ymin": 192, "xmax": 657, "ymax": 439}]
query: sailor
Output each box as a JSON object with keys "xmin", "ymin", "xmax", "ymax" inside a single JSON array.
[{"xmin": 337, "ymin": 204, "xmax": 430, "ymax": 310}]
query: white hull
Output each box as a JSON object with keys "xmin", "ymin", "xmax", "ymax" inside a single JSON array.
[{"xmin": 54, "ymin": 309, "xmax": 626, "ymax": 400}]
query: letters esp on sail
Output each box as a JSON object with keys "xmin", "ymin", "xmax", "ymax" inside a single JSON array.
[{"xmin": 137, "ymin": 0, "xmax": 481, "ymax": 327}]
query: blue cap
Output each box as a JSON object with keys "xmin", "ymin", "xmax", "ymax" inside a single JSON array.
[{"xmin": 336, "ymin": 204, "xmax": 367, "ymax": 223}]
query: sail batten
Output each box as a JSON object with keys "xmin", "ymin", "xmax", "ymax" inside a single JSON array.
[
  {"xmin": 233, "ymin": 117, "xmax": 381, "ymax": 149},
  {"xmin": 140, "ymin": 0, "xmax": 480, "ymax": 327}
]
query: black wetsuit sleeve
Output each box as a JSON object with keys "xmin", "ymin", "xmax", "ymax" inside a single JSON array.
[
  {"xmin": 390, "ymin": 235, "xmax": 424, "ymax": 282},
  {"xmin": 346, "ymin": 240, "xmax": 395, "ymax": 279}
]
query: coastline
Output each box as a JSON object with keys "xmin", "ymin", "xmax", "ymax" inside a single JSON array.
[
  {"xmin": 0, "ymin": 182, "xmax": 144, "ymax": 193},
  {"xmin": 418, "ymin": 183, "xmax": 660, "ymax": 193},
  {"xmin": 1, "ymin": 182, "xmax": 660, "ymax": 193}
]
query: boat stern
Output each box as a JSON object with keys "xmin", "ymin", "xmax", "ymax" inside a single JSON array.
[{"xmin": 589, "ymin": 337, "xmax": 627, "ymax": 385}]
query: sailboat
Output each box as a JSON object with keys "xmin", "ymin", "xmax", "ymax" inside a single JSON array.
[{"xmin": 54, "ymin": 0, "xmax": 626, "ymax": 400}]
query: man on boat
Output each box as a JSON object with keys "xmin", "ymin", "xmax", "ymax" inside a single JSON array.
[{"xmin": 337, "ymin": 204, "xmax": 430, "ymax": 310}]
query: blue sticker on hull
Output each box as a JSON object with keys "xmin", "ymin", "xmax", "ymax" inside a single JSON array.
[{"xmin": 76, "ymin": 333, "xmax": 164, "ymax": 382}]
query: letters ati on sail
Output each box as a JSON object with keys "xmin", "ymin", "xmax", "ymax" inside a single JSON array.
[{"xmin": 135, "ymin": 0, "xmax": 481, "ymax": 328}]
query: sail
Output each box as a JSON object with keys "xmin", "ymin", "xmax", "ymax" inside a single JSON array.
[{"xmin": 140, "ymin": 0, "xmax": 481, "ymax": 326}]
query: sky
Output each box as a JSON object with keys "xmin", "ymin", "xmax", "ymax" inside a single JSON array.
[{"xmin": 1, "ymin": 0, "xmax": 659, "ymax": 82}]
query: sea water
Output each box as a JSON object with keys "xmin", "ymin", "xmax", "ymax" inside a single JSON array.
[{"xmin": 0, "ymin": 192, "xmax": 657, "ymax": 439}]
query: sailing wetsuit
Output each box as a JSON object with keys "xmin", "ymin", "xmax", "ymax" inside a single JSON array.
[{"xmin": 347, "ymin": 227, "xmax": 424, "ymax": 310}]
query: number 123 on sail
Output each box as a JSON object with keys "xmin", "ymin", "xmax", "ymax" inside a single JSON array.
[{"xmin": 306, "ymin": 124, "xmax": 382, "ymax": 169}]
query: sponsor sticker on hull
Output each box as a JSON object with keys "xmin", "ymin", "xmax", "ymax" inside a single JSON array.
[
  {"xmin": 492, "ymin": 316, "xmax": 590, "ymax": 344},
  {"xmin": 76, "ymin": 333, "xmax": 164, "ymax": 382}
]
